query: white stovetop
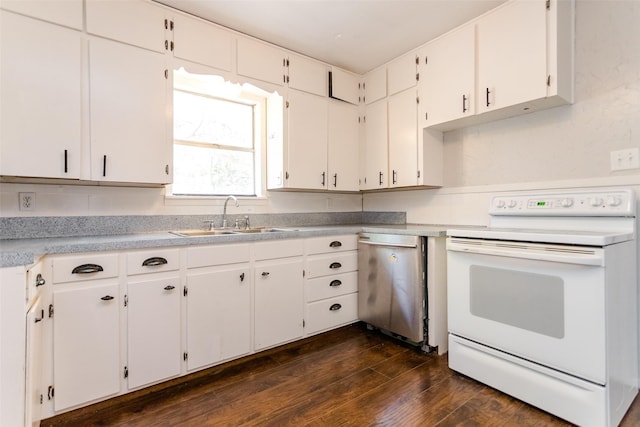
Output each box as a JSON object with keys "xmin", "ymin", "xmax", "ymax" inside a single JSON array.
[{"xmin": 446, "ymin": 226, "xmax": 634, "ymax": 246}]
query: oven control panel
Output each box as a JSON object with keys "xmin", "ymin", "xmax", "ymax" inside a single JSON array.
[{"xmin": 490, "ymin": 189, "xmax": 635, "ymax": 216}]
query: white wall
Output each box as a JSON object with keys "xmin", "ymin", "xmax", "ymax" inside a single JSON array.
[{"xmin": 365, "ymin": 0, "xmax": 640, "ymax": 223}]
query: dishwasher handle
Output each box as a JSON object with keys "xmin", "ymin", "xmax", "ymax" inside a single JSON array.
[{"xmin": 358, "ymin": 240, "xmax": 417, "ymax": 249}]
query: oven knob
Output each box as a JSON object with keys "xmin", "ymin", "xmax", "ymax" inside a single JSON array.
[
  {"xmin": 590, "ymin": 197, "xmax": 603, "ymax": 207},
  {"xmin": 560, "ymin": 198, "xmax": 573, "ymax": 207},
  {"xmin": 607, "ymin": 196, "xmax": 621, "ymax": 206},
  {"xmin": 507, "ymin": 199, "xmax": 517, "ymax": 208},
  {"xmin": 496, "ymin": 200, "xmax": 506, "ymax": 208}
]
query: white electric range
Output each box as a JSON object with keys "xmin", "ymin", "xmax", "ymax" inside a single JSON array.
[{"xmin": 446, "ymin": 187, "xmax": 638, "ymax": 427}]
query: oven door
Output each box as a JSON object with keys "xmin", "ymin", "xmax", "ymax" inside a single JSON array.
[{"xmin": 447, "ymin": 237, "xmax": 606, "ymax": 385}]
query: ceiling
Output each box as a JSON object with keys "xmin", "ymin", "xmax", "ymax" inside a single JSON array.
[{"xmin": 155, "ymin": 0, "xmax": 506, "ymax": 74}]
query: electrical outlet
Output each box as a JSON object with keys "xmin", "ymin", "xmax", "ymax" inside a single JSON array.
[
  {"xmin": 610, "ymin": 148, "xmax": 640, "ymax": 171},
  {"xmin": 19, "ymin": 192, "xmax": 36, "ymax": 211}
]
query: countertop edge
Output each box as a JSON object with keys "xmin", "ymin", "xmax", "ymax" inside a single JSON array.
[{"xmin": 0, "ymin": 224, "xmax": 455, "ymax": 268}]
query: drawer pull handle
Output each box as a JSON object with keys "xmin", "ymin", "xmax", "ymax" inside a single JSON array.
[
  {"xmin": 142, "ymin": 257, "xmax": 168, "ymax": 267},
  {"xmin": 329, "ymin": 280, "xmax": 342, "ymax": 287},
  {"xmin": 262, "ymin": 272, "xmax": 270, "ymax": 277},
  {"xmin": 329, "ymin": 241, "xmax": 342, "ymax": 248},
  {"xmin": 163, "ymin": 285, "xmax": 175, "ymax": 291},
  {"xmin": 100, "ymin": 295, "xmax": 114, "ymax": 301},
  {"xmin": 35, "ymin": 273, "xmax": 46, "ymax": 287},
  {"xmin": 72, "ymin": 264, "xmax": 104, "ymax": 274},
  {"xmin": 329, "ymin": 303, "xmax": 342, "ymax": 311},
  {"xmin": 329, "ymin": 262, "xmax": 342, "ymax": 269},
  {"xmin": 240, "ymin": 272, "xmax": 245, "ymax": 282}
]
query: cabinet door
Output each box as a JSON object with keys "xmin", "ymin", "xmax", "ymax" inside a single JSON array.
[
  {"xmin": 329, "ymin": 67, "xmax": 360, "ymax": 105},
  {"xmin": 477, "ymin": 0, "xmax": 547, "ymax": 113},
  {"xmin": 85, "ymin": 0, "xmax": 166, "ymax": 53},
  {"xmin": 419, "ymin": 25, "xmax": 475, "ymax": 129},
  {"xmin": 89, "ymin": 37, "xmax": 171, "ymax": 184},
  {"xmin": 25, "ymin": 296, "xmax": 44, "ymax": 427},
  {"xmin": 287, "ymin": 53, "xmax": 327, "ymax": 96},
  {"xmin": 0, "ymin": 0, "xmax": 82, "ymax": 29},
  {"xmin": 237, "ymin": 37, "xmax": 285, "ymax": 86},
  {"xmin": 388, "ymin": 88, "xmax": 418, "ymax": 188},
  {"xmin": 0, "ymin": 11, "xmax": 81, "ymax": 179},
  {"xmin": 186, "ymin": 267, "xmax": 251, "ymax": 371},
  {"xmin": 328, "ymin": 101, "xmax": 360, "ymax": 192},
  {"xmin": 172, "ymin": 13, "xmax": 233, "ymax": 71},
  {"xmin": 53, "ymin": 283, "xmax": 120, "ymax": 411},
  {"xmin": 254, "ymin": 259, "xmax": 304, "ymax": 350},
  {"xmin": 387, "ymin": 51, "xmax": 418, "ymax": 96},
  {"xmin": 361, "ymin": 99, "xmax": 388, "ymax": 190},
  {"xmin": 363, "ymin": 67, "xmax": 386, "ymax": 104},
  {"xmin": 286, "ymin": 90, "xmax": 328, "ymax": 190},
  {"xmin": 127, "ymin": 276, "xmax": 181, "ymax": 389}
]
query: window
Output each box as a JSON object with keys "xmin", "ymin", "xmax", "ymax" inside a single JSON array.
[{"xmin": 171, "ymin": 70, "xmax": 269, "ymax": 196}]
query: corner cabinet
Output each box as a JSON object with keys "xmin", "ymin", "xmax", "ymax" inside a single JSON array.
[
  {"xmin": 328, "ymin": 100, "xmax": 360, "ymax": 192},
  {"xmin": 0, "ymin": 10, "xmax": 82, "ymax": 179}
]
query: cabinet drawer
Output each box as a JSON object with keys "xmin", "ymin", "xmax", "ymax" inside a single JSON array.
[
  {"xmin": 305, "ymin": 293, "xmax": 358, "ymax": 335},
  {"xmin": 187, "ymin": 244, "xmax": 250, "ymax": 269},
  {"xmin": 306, "ymin": 271, "xmax": 357, "ymax": 302},
  {"xmin": 127, "ymin": 248, "xmax": 180, "ymax": 275},
  {"xmin": 305, "ymin": 235, "xmax": 357, "ymax": 255},
  {"xmin": 52, "ymin": 253, "xmax": 119, "ymax": 284},
  {"xmin": 306, "ymin": 252, "xmax": 357, "ymax": 278},
  {"xmin": 254, "ymin": 239, "xmax": 304, "ymax": 261}
]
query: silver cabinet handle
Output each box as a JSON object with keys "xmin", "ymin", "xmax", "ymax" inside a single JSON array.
[
  {"xmin": 35, "ymin": 273, "xmax": 46, "ymax": 287},
  {"xmin": 163, "ymin": 285, "xmax": 175, "ymax": 291},
  {"xmin": 100, "ymin": 295, "xmax": 114, "ymax": 301},
  {"xmin": 329, "ymin": 303, "xmax": 342, "ymax": 311},
  {"xmin": 329, "ymin": 280, "xmax": 342, "ymax": 287},
  {"xmin": 72, "ymin": 264, "xmax": 104, "ymax": 274},
  {"xmin": 142, "ymin": 257, "xmax": 168, "ymax": 267}
]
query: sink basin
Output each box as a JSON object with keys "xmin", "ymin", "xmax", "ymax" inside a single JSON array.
[
  {"xmin": 169, "ymin": 229, "xmax": 236, "ymax": 237},
  {"xmin": 170, "ymin": 227, "xmax": 295, "ymax": 237}
]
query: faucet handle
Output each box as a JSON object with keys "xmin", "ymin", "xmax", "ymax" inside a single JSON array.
[
  {"xmin": 244, "ymin": 215, "xmax": 250, "ymax": 230},
  {"xmin": 203, "ymin": 220, "xmax": 216, "ymax": 231}
]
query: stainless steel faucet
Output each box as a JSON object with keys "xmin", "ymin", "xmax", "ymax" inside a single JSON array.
[{"xmin": 222, "ymin": 195, "xmax": 239, "ymax": 228}]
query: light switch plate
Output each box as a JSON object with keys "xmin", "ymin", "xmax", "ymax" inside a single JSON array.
[
  {"xmin": 19, "ymin": 192, "xmax": 35, "ymax": 211},
  {"xmin": 610, "ymin": 148, "xmax": 640, "ymax": 171}
]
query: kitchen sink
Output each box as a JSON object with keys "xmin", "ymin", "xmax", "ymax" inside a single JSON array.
[
  {"xmin": 169, "ymin": 229, "xmax": 236, "ymax": 237},
  {"xmin": 170, "ymin": 227, "xmax": 295, "ymax": 237}
]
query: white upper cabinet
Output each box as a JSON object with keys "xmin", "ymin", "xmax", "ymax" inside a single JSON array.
[
  {"xmin": 0, "ymin": 11, "xmax": 82, "ymax": 179},
  {"xmin": 287, "ymin": 53, "xmax": 328, "ymax": 97},
  {"xmin": 387, "ymin": 51, "xmax": 418, "ymax": 96},
  {"xmin": 0, "ymin": 0, "xmax": 82, "ymax": 29},
  {"xmin": 388, "ymin": 88, "xmax": 418, "ymax": 188},
  {"xmin": 171, "ymin": 12, "xmax": 233, "ymax": 71},
  {"xmin": 328, "ymin": 100, "xmax": 360, "ymax": 192},
  {"xmin": 89, "ymin": 37, "xmax": 171, "ymax": 184},
  {"xmin": 477, "ymin": 0, "xmax": 547, "ymax": 113},
  {"xmin": 363, "ymin": 67, "xmax": 386, "ymax": 105},
  {"xmin": 329, "ymin": 67, "xmax": 360, "ymax": 105},
  {"xmin": 418, "ymin": 24, "xmax": 475, "ymax": 130},
  {"xmin": 237, "ymin": 37, "xmax": 286, "ymax": 86},
  {"xmin": 361, "ymin": 99, "xmax": 388, "ymax": 190},
  {"xmin": 285, "ymin": 90, "xmax": 329, "ymax": 190},
  {"xmin": 85, "ymin": 0, "xmax": 166, "ymax": 53}
]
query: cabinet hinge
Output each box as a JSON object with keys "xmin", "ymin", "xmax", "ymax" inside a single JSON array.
[
  {"xmin": 170, "ymin": 20, "xmax": 174, "ymax": 31},
  {"xmin": 48, "ymin": 304, "xmax": 54, "ymax": 318},
  {"xmin": 416, "ymin": 96, "xmax": 420, "ymax": 104},
  {"xmin": 302, "ymin": 270, "xmax": 306, "ymax": 278},
  {"xmin": 285, "ymin": 100, "xmax": 290, "ymax": 108},
  {"xmin": 124, "ymin": 366, "xmax": 129, "ymax": 379},
  {"xmin": 285, "ymin": 171, "xmax": 289, "ymax": 180},
  {"xmin": 39, "ymin": 394, "xmax": 43, "ymax": 405},
  {"xmin": 164, "ymin": 69, "xmax": 169, "ymax": 79},
  {"xmin": 547, "ymin": 75, "xmax": 551, "ymax": 87},
  {"xmin": 362, "ymin": 82, "xmax": 366, "ymax": 90},
  {"xmin": 165, "ymin": 164, "xmax": 170, "ymax": 175},
  {"xmin": 183, "ymin": 352, "xmax": 188, "ymax": 361},
  {"xmin": 47, "ymin": 386, "xmax": 54, "ymax": 400},
  {"xmin": 416, "ymin": 72, "xmax": 419, "ymax": 82},
  {"xmin": 415, "ymin": 55, "xmax": 419, "ymax": 65},
  {"xmin": 124, "ymin": 294, "xmax": 128, "ymax": 307},
  {"xmin": 303, "ymin": 319, "xmax": 306, "ymax": 328},
  {"xmin": 164, "ymin": 19, "xmax": 168, "ymax": 30},
  {"xmin": 183, "ymin": 286, "xmax": 188, "ymax": 297},
  {"xmin": 417, "ymin": 170, "xmax": 421, "ymax": 178},
  {"xmin": 424, "ymin": 56, "xmax": 428, "ymax": 65},
  {"xmin": 546, "ymin": 0, "xmax": 550, "ymax": 10}
]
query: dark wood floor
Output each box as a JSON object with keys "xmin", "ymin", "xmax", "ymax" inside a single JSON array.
[{"xmin": 42, "ymin": 322, "xmax": 640, "ymax": 427}]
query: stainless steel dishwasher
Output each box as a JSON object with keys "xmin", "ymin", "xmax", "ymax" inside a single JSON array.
[{"xmin": 358, "ymin": 232, "xmax": 429, "ymax": 351}]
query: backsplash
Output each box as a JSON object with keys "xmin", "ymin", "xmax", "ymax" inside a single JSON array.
[{"xmin": 0, "ymin": 211, "xmax": 405, "ymax": 240}]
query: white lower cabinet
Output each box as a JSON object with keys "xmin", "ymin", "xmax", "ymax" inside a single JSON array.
[
  {"xmin": 127, "ymin": 274, "xmax": 181, "ymax": 389},
  {"xmin": 186, "ymin": 266, "xmax": 251, "ymax": 371},
  {"xmin": 254, "ymin": 239, "xmax": 305, "ymax": 350},
  {"xmin": 304, "ymin": 235, "xmax": 359, "ymax": 336},
  {"xmin": 53, "ymin": 281, "xmax": 121, "ymax": 411}
]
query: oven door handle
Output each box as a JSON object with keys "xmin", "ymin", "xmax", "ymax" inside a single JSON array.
[{"xmin": 447, "ymin": 238, "xmax": 605, "ymax": 266}]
